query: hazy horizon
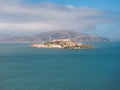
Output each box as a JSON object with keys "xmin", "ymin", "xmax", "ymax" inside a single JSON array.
[{"xmin": 0, "ymin": 0, "xmax": 120, "ymax": 39}]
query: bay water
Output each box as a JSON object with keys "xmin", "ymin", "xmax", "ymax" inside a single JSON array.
[{"xmin": 0, "ymin": 41, "xmax": 120, "ymax": 90}]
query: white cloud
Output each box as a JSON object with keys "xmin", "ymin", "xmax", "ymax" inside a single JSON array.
[{"xmin": 0, "ymin": 0, "xmax": 119, "ymax": 36}]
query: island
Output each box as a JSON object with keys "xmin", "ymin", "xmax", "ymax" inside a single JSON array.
[{"xmin": 30, "ymin": 39, "xmax": 93, "ymax": 49}]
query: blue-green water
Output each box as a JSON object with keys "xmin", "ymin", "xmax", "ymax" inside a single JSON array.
[{"xmin": 0, "ymin": 42, "xmax": 120, "ymax": 90}]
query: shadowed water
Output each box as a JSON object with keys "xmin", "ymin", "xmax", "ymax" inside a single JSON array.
[{"xmin": 0, "ymin": 42, "xmax": 120, "ymax": 90}]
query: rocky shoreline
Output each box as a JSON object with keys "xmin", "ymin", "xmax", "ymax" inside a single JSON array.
[{"xmin": 30, "ymin": 39, "xmax": 93, "ymax": 49}]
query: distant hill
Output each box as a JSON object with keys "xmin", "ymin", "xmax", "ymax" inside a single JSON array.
[{"xmin": 1, "ymin": 30, "xmax": 109, "ymax": 42}]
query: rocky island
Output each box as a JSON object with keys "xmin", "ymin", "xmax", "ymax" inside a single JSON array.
[{"xmin": 30, "ymin": 39, "xmax": 93, "ymax": 49}]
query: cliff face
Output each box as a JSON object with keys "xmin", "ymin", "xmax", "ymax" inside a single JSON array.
[
  {"xmin": 30, "ymin": 39, "xmax": 93, "ymax": 49},
  {"xmin": 1, "ymin": 30, "xmax": 109, "ymax": 42}
]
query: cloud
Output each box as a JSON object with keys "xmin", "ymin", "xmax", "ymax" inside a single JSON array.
[{"xmin": 0, "ymin": 0, "xmax": 120, "ymax": 36}]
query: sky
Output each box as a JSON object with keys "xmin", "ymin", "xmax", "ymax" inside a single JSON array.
[{"xmin": 0, "ymin": 0, "xmax": 120, "ymax": 39}]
